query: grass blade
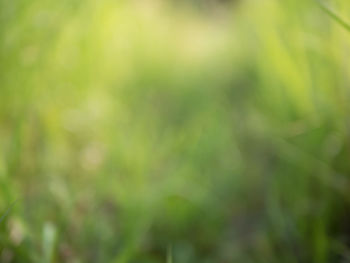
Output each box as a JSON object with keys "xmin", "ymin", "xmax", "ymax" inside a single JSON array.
[
  {"xmin": 0, "ymin": 200, "xmax": 17, "ymax": 224},
  {"xmin": 167, "ymin": 244, "xmax": 173, "ymax": 263},
  {"xmin": 317, "ymin": 1, "xmax": 350, "ymax": 32}
]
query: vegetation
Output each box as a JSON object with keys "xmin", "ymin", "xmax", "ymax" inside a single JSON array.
[{"xmin": 1, "ymin": 0, "xmax": 350, "ymax": 262}]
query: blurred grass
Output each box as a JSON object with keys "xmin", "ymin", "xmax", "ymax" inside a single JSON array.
[{"xmin": 1, "ymin": 0, "xmax": 350, "ymax": 262}]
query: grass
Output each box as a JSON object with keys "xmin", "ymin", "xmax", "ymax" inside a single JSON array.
[
  {"xmin": 1, "ymin": 0, "xmax": 350, "ymax": 262},
  {"xmin": 0, "ymin": 201, "xmax": 17, "ymax": 224},
  {"xmin": 317, "ymin": 0, "xmax": 350, "ymax": 32}
]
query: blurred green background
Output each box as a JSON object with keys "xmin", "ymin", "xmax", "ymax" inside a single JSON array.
[{"xmin": 1, "ymin": 0, "xmax": 350, "ymax": 262}]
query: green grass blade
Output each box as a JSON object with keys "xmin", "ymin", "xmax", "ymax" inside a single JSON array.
[
  {"xmin": 167, "ymin": 244, "xmax": 173, "ymax": 263},
  {"xmin": 42, "ymin": 222, "xmax": 57, "ymax": 263},
  {"xmin": 0, "ymin": 200, "xmax": 17, "ymax": 224},
  {"xmin": 317, "ymin": 1, "xmax": 350, "ymax": 32}
]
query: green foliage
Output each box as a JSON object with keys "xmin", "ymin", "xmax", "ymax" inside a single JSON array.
[{"xmin": 1, "ymin": 0, "xmax": 350, "ymax": 262}]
